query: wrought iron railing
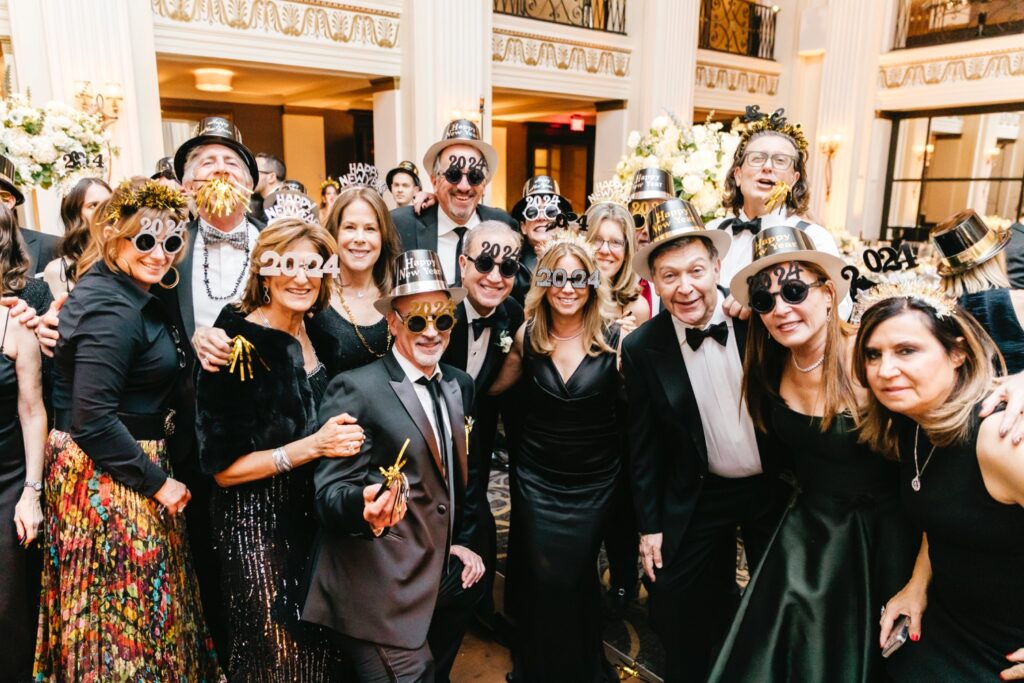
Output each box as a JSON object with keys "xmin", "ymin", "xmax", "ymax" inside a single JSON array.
[
  {"xmin": 893, "ymin": 0, "xmax": 1024, "ymax": 49},
  {"xmin": 698, "ymin": 0, "xmax": 778, "ymax": 61},
  {"xmin": 493, "ymin": 0, "xmax": 627, "ymax": 34}
]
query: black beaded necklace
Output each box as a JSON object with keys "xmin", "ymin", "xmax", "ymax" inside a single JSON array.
[{"xmin": 202, "ymin": 221, "xmax": 250, "ymax": 301}]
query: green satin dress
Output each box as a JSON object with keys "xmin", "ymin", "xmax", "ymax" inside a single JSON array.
[{"xmin": 708, "ymin": 397, "xmax": 918, "ymax": 683}]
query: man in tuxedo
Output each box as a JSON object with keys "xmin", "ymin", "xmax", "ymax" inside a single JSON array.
[
  {"xmin": 621, "ymin": 200, "xmax": 789, "ymax": 682},
  {"xmin": 0, "ymin": 154, "xmax": 57, "ymax": 275},
  {"xmin": 391, "ymin": 119, "xmax": 517, "ymax": 286},
  {"xmin": 304, "ymin": 250, "xmax": 485, "ymax": 682}
]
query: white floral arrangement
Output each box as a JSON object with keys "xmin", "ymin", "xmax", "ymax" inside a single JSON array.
[
  {"xmin": 614, "ymin": 113, "xmax": 741, "ymax": 222},
  {"xmin": 0, "ymin": 93, "xmax": 111, "ymax": 192}
]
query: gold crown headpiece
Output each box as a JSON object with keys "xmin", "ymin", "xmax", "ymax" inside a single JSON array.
[
  {"xmin": 536, "ymin": 223, "xmax": 597, "ymax": 262},
  {"xmin": 320, "ymin": 177, "xmax": 341, "ymax": 193},
  {"xmin": 736, "ymin": 105, "xmax": 808, "ymax": 158},
  {"xmin": 588, "ymin": 179, "xmax": 629, "ymax": 208},
  {"xmin": 105, "ymin": 180, "xmax": 188, "ymax": 224},
  {"xmin": 850, "ymin": 281, "xmax": 957, "ymax": 325}
]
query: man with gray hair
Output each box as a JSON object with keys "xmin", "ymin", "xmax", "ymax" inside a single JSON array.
[{"xmin": 392, "ymin": 119, "xmax": 518, "ymax": 287}]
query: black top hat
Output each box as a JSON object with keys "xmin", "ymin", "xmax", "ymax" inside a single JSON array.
[
  {"xmin": 633, "ymin": 199, "xmax": 731, "ymax": 280},
  {"xmin": 0, "ymin": 154, "xmax": 24, "ymax": 206},
  {"xmin": 729, "ymin": 225, "xmax": 849, "ymax": 306},
  {"xmin": 510, "ymin": 175, "xmax": 573, "ymax": 222},
  {"xmin": 422, "ymin": 119, "xmax": 498, "ymax": 176},
  {"xmin": 386, "ymin": 160, "xmax": 422, "ymax": 189},
  {"xmin": 931, "ymin": 209, "xmax": 1010, "ymax": 276},
  {"xmin": 173, "ymin": 116, "xmax": 259, "ymax": 187},
  {"xmin": 150, "ymin": 156, "xmax": 177, "ymax": 181},
  {"xmin": 374, "ymin": 250, "xmax": 467, "ymax": 315},
  {"xmin": 629, "ymin": 168, "xmax": 675, "ymax": 201}
]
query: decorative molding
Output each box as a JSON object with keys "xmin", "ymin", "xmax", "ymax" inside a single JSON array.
[
  {"xmin": 491, "ymin": 28, "xmax": 630, "ymax": 79},
  {"xmin": 879, "ymin": 47, "xmax": 1024, "ymax": 89},
  {"xmin": 695, "ymin": 61, "xmax": 779, "ymax": 96},
  {"xmin": 151, "ymin": 0, "xmax": 400, "ymax": 48}
]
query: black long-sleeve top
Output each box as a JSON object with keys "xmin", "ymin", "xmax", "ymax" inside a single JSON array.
[{"xmin": 52, "ymin": 261, "xmax": 183, "ymax": 496}]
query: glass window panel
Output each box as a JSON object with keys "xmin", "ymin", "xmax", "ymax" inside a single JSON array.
[{"xmin": 887, "ymin": 180, "xmax": 923, "ymax": 228}]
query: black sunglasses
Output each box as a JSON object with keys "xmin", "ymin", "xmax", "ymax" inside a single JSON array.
[
  {"xmin": 466, "ymin": 253, "xmax": 520, "ymax": 278},
  {"xmin": 750, "ymin": 279, "xmax": 825, "ymax": 314},
  {"xmin": 442, "ymin": 166, "xmax": 486, "ymax": 186},
  {"xmin": 127, "ymin": 232, "xmax": 185, "ymax": 256},
  {"xmin": 394, "ymin": 309, "xmax": 456, "ymax": 334}
]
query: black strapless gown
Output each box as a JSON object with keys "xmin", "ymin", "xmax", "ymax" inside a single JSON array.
[
  {"xmin": 508, "ymin": 327, "xmax": 621, "ymax": 683},
  {"xmin": 886, "ymin": 409, "xmax": 1024, "ymax": 682},
  {"xmin": 309, "ymin": 305, "xmax": 391, "ymax": 376},
  {"xmin": 709, "ymin": 397, "xmax": 917, "ymax": 683}
]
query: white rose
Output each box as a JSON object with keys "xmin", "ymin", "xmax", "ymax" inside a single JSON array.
[
  {"xmin": 682, "ymin": 174, "xmax": 703, "ymax": 195},
  {"xmin": 651, "ymin": 115, "xmax": 670, "ymax": 131},
  {"xmin": 17, "ymin": 164, "xmax": 31, "ymax": 181},
  {"xmin": 32, "ymin": 137, "xmax": 59, "ymax": 164},
  {"xmin": 694, "ymin": 184, "xmax": 721, "ymax": 216},
  {"xmin": 643, "ymin": 155, "xmax": 660, "ymax": 169},
  {"xmin": 626, "ymin": 131, "xmax": 641, "ymax": 149},
  {"xmin": 671, "ymin": 158, "xmax": 689, "ymax": 178}
]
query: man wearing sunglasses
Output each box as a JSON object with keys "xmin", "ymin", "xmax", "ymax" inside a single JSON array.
[
  {"xmin": 392, "ymin": 119, "xmax": 517, "ymax": 288},
  {"xmin": 307, "ymin": 249, "xmax": 485, "ymax": 682},
  {"xmin": 621, "ymin": 200, "xmax": 790, "ymax": 683},
  {"xmin": 0, "ymin": 154, "xmax": 57, "ymax": 276}
]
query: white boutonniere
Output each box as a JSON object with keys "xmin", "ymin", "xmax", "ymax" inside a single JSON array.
[{"xmin": 497, "ymin": 329, "xmax": 513, "ymax": 354}]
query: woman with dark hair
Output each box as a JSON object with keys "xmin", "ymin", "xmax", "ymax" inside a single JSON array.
[
  {"xmin": 855, "ymin": 288, "xmax": 1024, "ymax": 682},
  {"xmin": 35, "ymin": 179, "xmax": 220, "ymax": 680},
  {"xmin": 492, "ymin": 231, "xmax": 621, "ymax": 682},
  {"xmin": 318, "ymin": 177, "xmax": 340, "ymax": 226},
  {"xmin": 42, "ymin": 177, "xmax": 112, "ymax": 297},
  {"xmin": 196, "ymin": 218, "xmax": 364, "ymax": 680},
  {"xmin": 0, "ymin": 204, "xmax": 52, "ymax": 314},
  {"xmin": 708, "ymin": 227, "xmax": 917, "ymax": 682},
  {"xmin": 310, "ymin": 185, "xmax": 400, "ymax": 374}
]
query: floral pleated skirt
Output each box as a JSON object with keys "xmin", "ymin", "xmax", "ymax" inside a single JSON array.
[{"xmin": 33, "ymin": 430, "xmax": 222, "ymax": 682}]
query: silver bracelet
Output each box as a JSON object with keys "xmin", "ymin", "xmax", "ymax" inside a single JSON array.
[{"xmin": 271, "ymin": 447, "xmax": 293, "ymax": 474}]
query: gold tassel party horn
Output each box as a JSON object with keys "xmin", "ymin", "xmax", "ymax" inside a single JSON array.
[
  {"xmin": 195, "ymin": 177, "xmax": 252, "ymax": 218},
  {"xmin": 226, "ymin": 335, "xmax": 268, "ymax": 381},
  {"xmin": 764, "ymin": 180, "xmax": 791, "ymax": 214},
  {"xmin": 374, "ymin": 438, "xmax": 410, "ymax": 501}
]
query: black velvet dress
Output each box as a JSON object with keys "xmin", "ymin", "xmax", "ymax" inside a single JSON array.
[
  {"xmin": 508, "ymin": 325, "xmax": 621, "ymax": 683},
  {"xmin": 958, "ymin": 288, "xmax": 1024, "ymax": 374},
  {"xmin": 886, "ymin": 409, "xmax": 1024, "ymax": 682},
  {"xmin": 709, "ymin": 397, "xmax": 918, "ymax": 683},
  {"xmin": 309, "ymin": 304, "xmax": 391, "ymax": 376}
]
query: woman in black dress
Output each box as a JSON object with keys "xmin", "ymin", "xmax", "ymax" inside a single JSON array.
[
  {"xmin": 856, "ymin": 290, "xmax": 1024, "ymax": 682},
  {"xmin": 42, "ymin": 177, "xmax": 112, "ymax": 297},
  {"xmin": 310, "ymin": 185, "xmax": 399, "ymax": 374},
  {"xmin": 0, "ymin": 285, "xmax": 46, "ymax": 680},
  {"xmin": 493, "ymin": 230, "xmax": 620, "ymax": 682},
  {"xmin": 709, "ymin": 228, "xmax": 917, "ymax": 682},
  {"xmin": 196, "ymin": 218, "xmax": 366, "ymax": 681}
]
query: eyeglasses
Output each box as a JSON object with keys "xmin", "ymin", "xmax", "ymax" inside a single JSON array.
[
  {"xmin": 466, "ymin": 253, "xmax": 520, "ymax": 278},
  {"xmin": 522, "ymin": 202, "xmax": 561, "ymax": 222},
  {"xmin": 441, "ymin": 166, "xmax": 486, "ymax": 187},
  {"xmin": 393, "ymin": 308, "xmax": 456, "ymax": 334},
  {"xmin": 593, "ymin": 238, "xmax": 626, "ymax": 253},
  {"xmin": 749, "ymin": 279, "xmax": 825, "ymax": 314},
  {"xmin": 743, "ymin": 151, "xmax": 797, "ymax": 171},
  {"xmin": 126, "ymin": 231, "xmax": 185, "ymax": 256}
]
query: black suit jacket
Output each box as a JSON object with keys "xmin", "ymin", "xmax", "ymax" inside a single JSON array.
[
  {"xmin": 302, "ymin": 353, "xmax": 480, "ymax": 649},
  {"xmin": 441, "ymin": 298, "xmax": 524, "ymax": 397},
  {"xmin": 19, "ymin": 227, "xmax": 58, "ymax": 276},
  {"xmin": 1006, "ymin": 221, "xmax": 1024, "ymax": 290},
  {"xmin": 621, "ymin": 308, "xmax": 779, "ymax": 566},
  {"xmin": 391, "ymin": 204, "xmax": 518, "ymax": 255}
]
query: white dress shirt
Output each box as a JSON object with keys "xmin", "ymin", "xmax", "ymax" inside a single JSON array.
[
  {"xmin": 191, "ymin": 218, "xmax": 259, "ymax": 329},
  {"xmin": 392, "ymin": 348, "xmax": 452, "ymax": 461},
  {"xmin": 707, "ymin": 210, "xmax": 852, "ymax": 320},
  {"xmin": 463, "ymin": 300, "xmax": 491, "ymax": 380},
  {"xmin": 436, "ymin": 208, "xmax": 480, "ymax": 285},
  {"xmin": 671, "ymin": 293, "xmax": 763, "ymax": 478}
]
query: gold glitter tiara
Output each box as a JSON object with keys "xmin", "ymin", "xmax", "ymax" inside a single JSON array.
[
  {"xmin": 737, "ymin": 105, "xmax": 808, "ymax": 157},
  {"xmin": 588, "ymin": 179, "xmax": 629, "ymax": 208},
  {"xmin": 106, "ymin": 180, "xmax": 188, "ymax": 223},
  {"xmin": 320, "ymin": 177, "xmax": 341, "ymax": 193},
  {"xmin": 851, "ymin": 281, "xmax": 957, "ymax": 324}
]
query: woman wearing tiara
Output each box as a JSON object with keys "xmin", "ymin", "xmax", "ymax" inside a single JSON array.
[
  {"xmin": 492, "ymin": 230, "xmax": 621, "ymax": 682},
  {"xmin": 318, "ymin": 177, "xmax": 340, "ymax": 227}
]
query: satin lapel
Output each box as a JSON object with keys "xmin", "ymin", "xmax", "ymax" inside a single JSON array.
[
  {"xmin": 178, "ymin": 221, "xmax": 199, "ymax": 338},
  {"xmin": 733, "ymin": 317, "xmax": 748, "ymax": 361},
  {"xmin": 439, "ymin": 375, "xmax": 467, "ymax": 489},
  {"xmin": 420, "ymin": 206, "xmax": 439, "ymax": 251},
  {"xmin": 475, "ymin": 304, "xmax": 511, "ymax": 392},
  {"xmin": 445, "ymin": 304, "xmax": 470, "ymax": 372},
  {"xmin": 388, "ymin": 377, "xmax": 445, "ymax": 479}
]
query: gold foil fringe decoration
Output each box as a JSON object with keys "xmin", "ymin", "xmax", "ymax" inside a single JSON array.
[
  {"xmin": 227, "ymin": 334, "xmax": 268, "ymax": 381},
  {"xmin": 196, "ymin": 177, "xmax": 252, "ymax": 218}
]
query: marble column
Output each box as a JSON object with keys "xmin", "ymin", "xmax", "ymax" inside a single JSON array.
[
  {"xmin": 633, "ymin": 0, "xmax": 700, "ymax": 128},
  {"xmin": 594, "ymin": 100, "xmax": 628, "ymax": 187},
  {"xmin": 372, "ymin": 77, "xmax": 403, "ymax": 176}
]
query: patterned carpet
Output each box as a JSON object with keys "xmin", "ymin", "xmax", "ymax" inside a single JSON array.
[{"xmin": 486, "ymin": 470, "xmax": 750, "ymax": 682}]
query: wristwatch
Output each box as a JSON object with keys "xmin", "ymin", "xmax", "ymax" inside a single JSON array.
[{"xmin": 24, "ymin": 480, "xmax": 42, "ymax": 492}]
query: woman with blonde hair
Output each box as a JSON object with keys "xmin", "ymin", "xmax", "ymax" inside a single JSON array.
[
  {"xmin": 494, "ymin": 231, "xmax": 621, "ymax": 682},
  {"xmin": 35, "ymin": 179, "xmax": 221, "ymax": 680},
  {"xmin": 584, "ymin": 201, "xmax": 649, "ymax": 334},
  {"xmin": 196, "ymin": 218, "xmax": 363, "ymax": 680},
  {"xmin": 855, "ymin": 289, "xmax": 1024, "ymax": 682}
]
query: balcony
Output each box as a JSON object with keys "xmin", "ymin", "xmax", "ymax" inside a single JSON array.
[
  {"xmin": 698, "ymin": 0, "xmax": 779, "ymax": 61},
  {"xmin": 493, "ymin": 0, "xmax": 627, "ymax": 34},
  {"xmin": 893, "ymin": 0, "xmax": 1024, "ymax": 49}
]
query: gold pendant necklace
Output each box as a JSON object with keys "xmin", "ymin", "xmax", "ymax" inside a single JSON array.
[{"xmin": 338, "ymin": 293, "xmax": 392, "ymax": 358}]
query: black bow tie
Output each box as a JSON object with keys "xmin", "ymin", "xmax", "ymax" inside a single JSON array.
[
  {"xmin": 685, "ymin": 321, "xmax": 729, "ymax": 351},
  {"xmin": 730, "ymin": 217, "xmax": 762, "ymax": 235},
  {"xmin": 471, "ymin": 316, "xmax": 497, "ymax": 340}
]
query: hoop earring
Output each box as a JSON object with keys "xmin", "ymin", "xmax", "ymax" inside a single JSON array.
[
  {"xmin": 262, "ymin": 286, "xmax": 271, "ymax": 304},
  {"xmin": 159, "ymin": 267, "xmax": 180, "ymax": 290}
]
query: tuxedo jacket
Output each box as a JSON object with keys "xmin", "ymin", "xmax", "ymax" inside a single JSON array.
[
  {"xmin": 391, "ymin": 204, "xmax": 518, "ymax": 253},
  {"xmin": 19, "ymin": 227, "xmax": 58, "ymax": 276},
  {"xmin": 302, "ymin": 353, "xmax": 481, "ymax": 649},
  {"xmin": 1006, "ymin": 221, "xmax": 1024, "ymax": 290},
  {"xmin": 620, "ymin": 308, "xmax": 781, "ymax": 567},
  {"xmin": 441, "ymin": 298, "xmax": 524, "ymax": 397}
]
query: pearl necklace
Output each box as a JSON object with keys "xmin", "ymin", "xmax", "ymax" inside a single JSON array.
[
  {"xmin": 550, "ymin": 328, "xmax": 584, "ymax": 341},
  {"xmin": 792, "ymin": 354, "xmax": 824, "ymax": 373}
]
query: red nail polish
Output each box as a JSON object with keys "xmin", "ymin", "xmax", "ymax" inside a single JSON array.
[{"xmin": 910, "ymin": 634, "xmax": 920, "ymax": 642}]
